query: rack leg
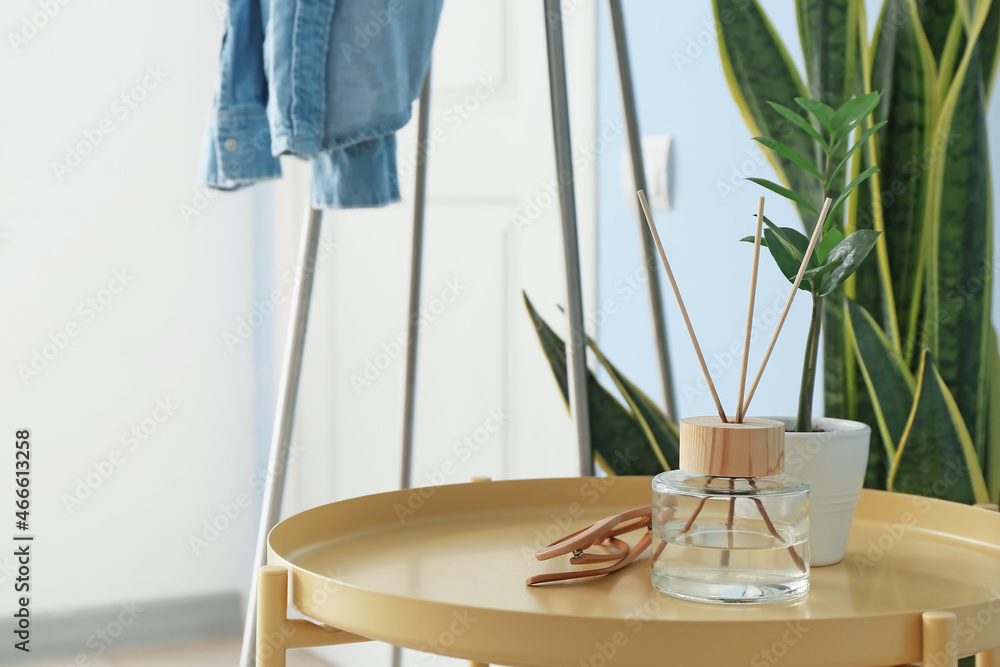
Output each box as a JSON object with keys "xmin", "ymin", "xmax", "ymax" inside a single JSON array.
[
  {"xmin": 542, "ymin": 0, "xmax": 593, "ymax": 476},
  {"xmin": 607, "ymin": 0, "xmax": 676, "ymax": 422},
  {"xmin": 923, "ymin": 611, "xmax": 958, "ymax": 667},
  {"xmin": 393, "ymin": 66, "xmax": 433, "ymax": 667},
  {"xmin": 399, "ymin": 67, "xmax": 432, "ymax": 491},
  {"xmin": 240, "ymin": 206, "xmax": 325, "ymax": 667}
]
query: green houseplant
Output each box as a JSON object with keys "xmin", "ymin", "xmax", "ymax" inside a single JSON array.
[
  {"xmin": 734, "ymin": 91, "xmax": 884, "ymax": 565},
  {"xmin": 524, "ymin": 0, "xmax": 998, "ymax": 577},
  {"xmin": 525, "ymin": 0, "xmax": 999, "ymax": 508},
  {"xmin": 525, "ymin": 89, "xmax": 886, "ymax": 566},
  {"xmin": 741, "ymin": 91, "xmax": 883, "ymax": 433},
  {"xmin": 713, "ymin": 0, "xmax": 999, "ymax": 507}
]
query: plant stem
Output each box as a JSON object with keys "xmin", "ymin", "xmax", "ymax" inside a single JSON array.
[{"xmin": 796, "ymin": 293, "xmax": 824, "ymax": 432}]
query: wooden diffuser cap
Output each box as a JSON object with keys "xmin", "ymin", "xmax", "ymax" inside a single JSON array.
[{"xmin": 679, "ymin": 416, "xmax": 785, "ymax": 477}]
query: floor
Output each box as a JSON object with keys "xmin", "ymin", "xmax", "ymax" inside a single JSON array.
[{"xmin": 9, "ymin": 636, "xmax": 331, "ymax": 667}]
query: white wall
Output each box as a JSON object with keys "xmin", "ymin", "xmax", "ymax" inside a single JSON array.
[
  {"xmin": 0, "ymin": 0, "xmax": 261, "ymax": 617},
  {"xmin": 1, "ymin": 1, "xmax": 601, "ymax": 666}
]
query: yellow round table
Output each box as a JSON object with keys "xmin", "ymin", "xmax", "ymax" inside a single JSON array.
[{"xmin": 258, "ymin": 477, "xmax": 1000, "ymax": 667}]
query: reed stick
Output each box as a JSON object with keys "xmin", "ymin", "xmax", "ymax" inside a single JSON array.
[
  {"xmin": 738, "ymin": 197, "xmax": 832, "ymax": 420},
  {"xmin": 736, "ymin": 197, "xmax": 765, "ymax": 423},
  {"xmin": 638, "ymin": 191, "xmax": 728, "ymax": 423}
]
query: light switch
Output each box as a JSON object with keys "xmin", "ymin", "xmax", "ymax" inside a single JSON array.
[{"xmin": 622, "ymin": 134, "xmax": 671, "ymax": 211}]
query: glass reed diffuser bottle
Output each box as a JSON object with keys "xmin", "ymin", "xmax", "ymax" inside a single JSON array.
[{"xmin": 652, "ymin": 416, "xmax": 810, "ymax": 604}]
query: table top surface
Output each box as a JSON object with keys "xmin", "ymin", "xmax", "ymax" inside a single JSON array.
[{"xmin": 268, "ymin": 477, "xmax": 1000, "ymax": 667}]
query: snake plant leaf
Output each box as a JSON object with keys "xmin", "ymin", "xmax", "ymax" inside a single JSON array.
[
  {"xmin": 938, "ymin": 8, "xmax": 966, "ymax": 97},
  {"xmin": 797, "ymin": 0, "xmax": 862, "ymax": 235},
  {"xmin": 754, "ymin": 136, "xmax": 825, "ymax": 181},
  {"xmin": 935, "ymin": 0, "xmax": 1000, "ymax": 97},
  {"xmin": 917, "ymin": 0, "xmax": 958, "ymax": 62},
  {"xmin": 795, "ymin": 97, "xmax": 837, "ymax": 131},
  {"xmin": 812, "ymin": 230, "xmax": 881, "ymax": 296},
  {"xmin": 889, "ymin": 349, "xmax": 990, "ymax": 504},
  {"xmin": 988, "ymin": 326, "xmax": 1000, "ymax": 504},
  {"xmin": 871, "ymin": 0, "xmax": 936, "ymax": 363},
  {"xmin": 714, "ymin": 0, "xmax": 822, "ymax": 231},
  {"xmin": 767, "ymin": 101, "xmax": 828, "ymax": 149},
  {"xmin": 981, "ymin": 0, "xmax": 1000, "ymax": 96},
  {"xmin": 522, "ymin": 293, "xmax": 664, "ymax": 476},
  {"xmin": 585, "ymin": 338, "xmax": 679, "ymax": 471},
  {"xmin": 846, "ymin": 298, "xmax": 915, "ymax": 457},
  {"xmin": 797, "ymin": 0, "xmax": 858, "ymax": 112},
  {"xmin": 746, "ymin": 177, "xmax": 820, "ymax": 214},
  {"xmin": 926, "ymin": 20, "xmax": 992, "ymax": 458},
  {"xmin": 849, "ymin": 1, "xmax": 901, "ymax": 352}
]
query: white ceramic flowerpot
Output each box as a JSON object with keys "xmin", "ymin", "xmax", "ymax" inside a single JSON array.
[{"xmin": 771, "ymin": 417, "xmax": 871, "ymax": 567}]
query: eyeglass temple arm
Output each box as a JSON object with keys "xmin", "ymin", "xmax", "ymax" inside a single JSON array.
[
  {"xmin": 534, "ymin": 505, "xmax": 652, "ymax": 561},
  {"xmin": 526, "ymin": 531, "xmax": 653, "ymax": 586}
]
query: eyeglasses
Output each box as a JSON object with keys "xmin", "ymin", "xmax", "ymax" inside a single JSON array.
[{"xmin": 526, "ymin": 505, "xmax": 654, "ymax": 586}]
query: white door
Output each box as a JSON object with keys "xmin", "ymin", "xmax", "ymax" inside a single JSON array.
[{"xmin": 265, "ymin": 1, "xmax": 600, "ymax": 665}]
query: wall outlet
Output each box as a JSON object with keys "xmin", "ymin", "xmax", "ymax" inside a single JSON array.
[{"xmin": 622, "ymin": 134, "xmax": 671, "ymax": 211}]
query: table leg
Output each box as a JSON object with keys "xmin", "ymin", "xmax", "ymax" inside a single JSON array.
[
  {"xmin": 977, "ymin": 649, "xmax": 1000, "ymax": 667},
  {"xmin": 258, "ymin": 566, "xmax": 291, "ymax": 667},
  {"xmin": 255, "ymin": 565, "xmax": 368, "ymax": 667},
  {"xmin": 923, "ymin": 611, "xmax": 958, "ymax": 667}
]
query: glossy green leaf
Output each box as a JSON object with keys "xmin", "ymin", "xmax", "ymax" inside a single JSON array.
[
  {"xmin": 800, "ymin": 231, "xmax": 880, "ymax": 296},
  {"xmin": 763, "ymin": 226, "xmax": 821, "ymax": 291},
  {"xmin": 830, "ymin": 91, "xmax": 882, "ymax": 135},
  {"xmin": 767, "ymin": 101, "xmax": 827, "ymax": 149},
  {"xmin": 746, "ymin": 177, "xmax": 819, "ymax": 214},
  {"xmin": 889, "ymin": 349, "xmax": 990, "ymax": 504},
  {"xmin": 816, "ymin": 227, "xmax": 844, "ymax": 263},
  {"xmin": 762, "ymin": 214, "xmax": 816, "ymax": 260},
  {"xmin": 715, "ymin": 0, "xmax": 823, "ymax": 231},
  {"xmin": 846, "ymin": 298, "xmax": 915, "ymax": 457},
  {"xmin": 754, "ymin": 136, "xmax": 825, "ymax": 181},
  {"xmin": 795, "ymin": 96, "xmax": 837, "ymax": 131},
  {"xmin": 763, "ymin": 228, "xmax": 807, "ymax": 285},
  {"xmin": 522, "ymin": 293, "xmax": 665, "ymax": 476}
]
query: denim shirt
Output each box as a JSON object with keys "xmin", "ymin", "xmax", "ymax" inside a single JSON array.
[{"xmin": 200, "ymin": 0, "xmax": 443, "ymax": 208}]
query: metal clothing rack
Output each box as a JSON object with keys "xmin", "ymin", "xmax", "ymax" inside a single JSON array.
[{"xmin": 237, "ymin": 3, "xmax": 674, "ymax": 666}]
